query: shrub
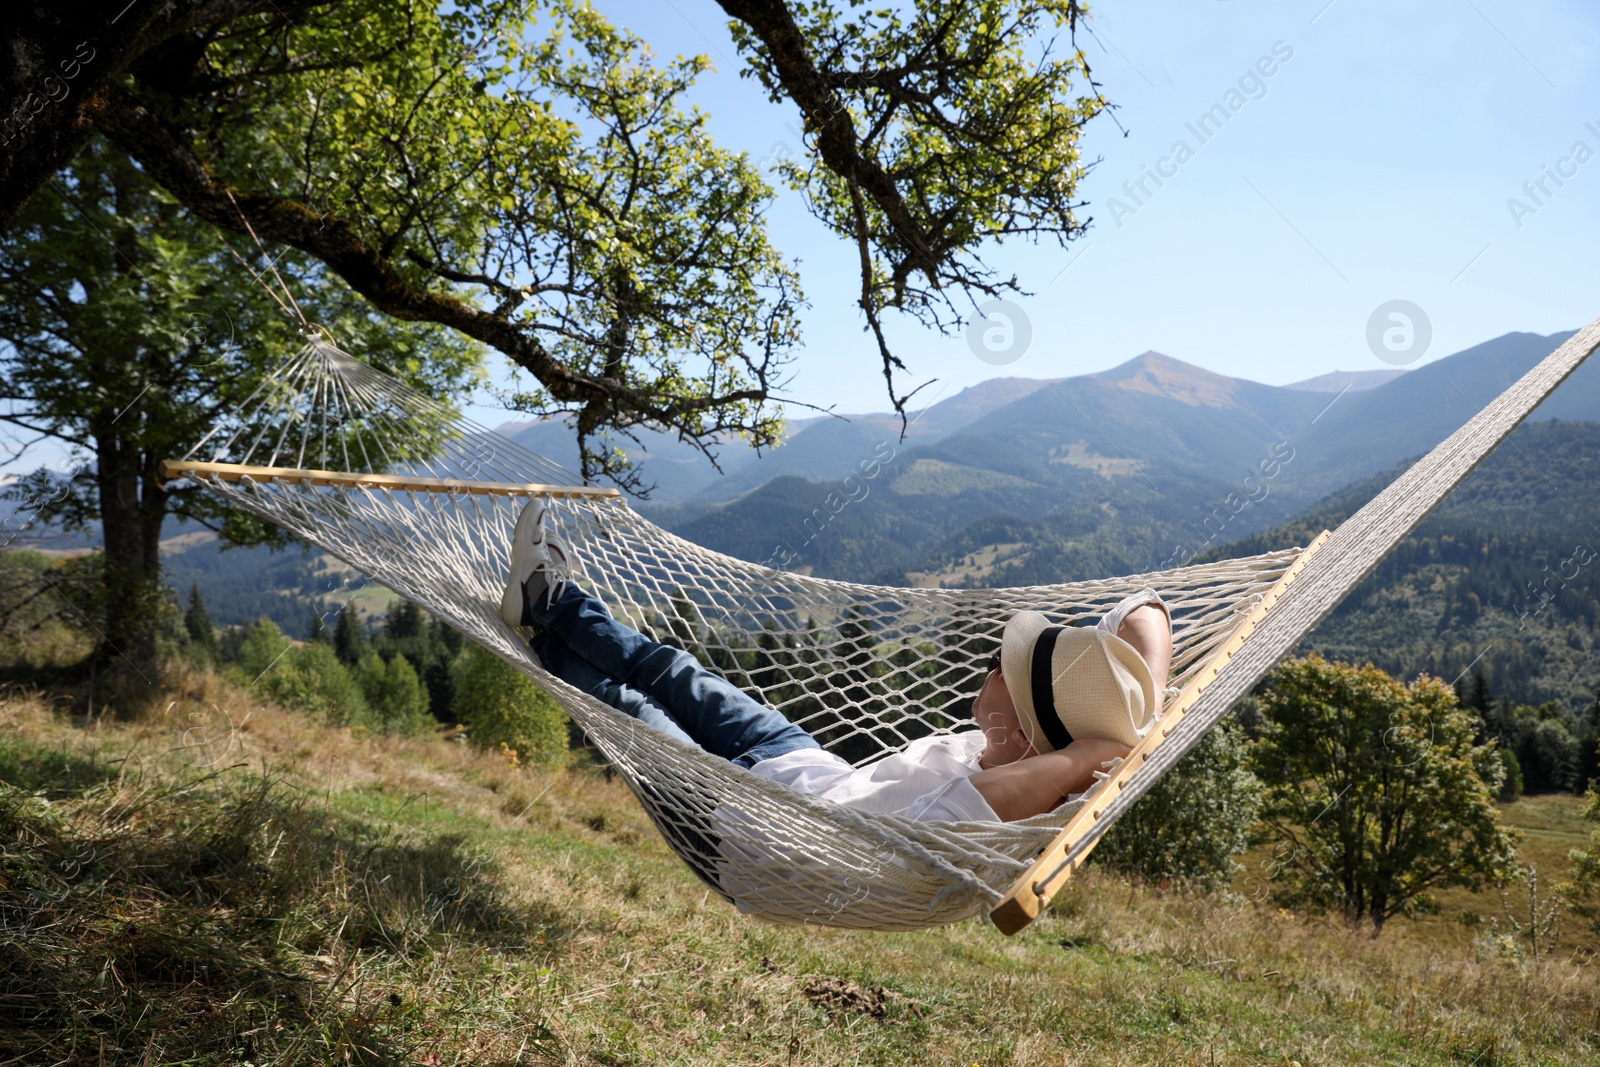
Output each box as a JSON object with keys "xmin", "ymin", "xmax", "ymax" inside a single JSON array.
[
  {"xmin": 452, "ymin": 645, "xmax": 568, "ymax": 768},
  {"xmin": 1562, "ymin": 786, "xmax": 1600, "ymax": 937},
  {"xmin": 255, "ymin": 641, "xmax": 370, "ymax": 726},
  {"xmin": 233, "ymin": 616, "xmax": 292, "ymax": 681},
  {"xmin": 1093, "ymin": 719, "xmax": 1262, "ymax": 891}
]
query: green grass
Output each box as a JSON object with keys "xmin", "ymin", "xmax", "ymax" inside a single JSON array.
[
  {"xmin": 0, "ymin": 669, "xmax": 1596, "ymax": 1066},
  {"xmin": 345, "ymin": 582, "xmax": 404, "ymax": 621}
]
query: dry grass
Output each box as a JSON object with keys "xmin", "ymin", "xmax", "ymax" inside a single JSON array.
[{"xmin": 0, "ymin": 666, "xmax": 1596, "ymax": 1066}]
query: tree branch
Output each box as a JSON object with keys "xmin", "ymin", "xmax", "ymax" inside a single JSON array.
[
  {"xmin": 714, "ymin": 0, "xmax": 943, "ymax": 282},
  {"xmin": 0, "ymin": 0, "xmax": 315, "ymax": 228},
  {"xmin": 93, "ymin": 92, "xmax": 770, "ymax": 434}
]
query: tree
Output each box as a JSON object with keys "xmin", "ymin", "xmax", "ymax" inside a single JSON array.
[
  {"xmin": 1563, "ymin": 785, "xmax": 1600, "ymax": 938},
  {"xmin": 452, "ymin": 644, "xmax": 568, "ymax": 768},
  {"xmin": 1495, "ymin": 748, "xmax": 1524, "ymax": 804},
  {"xmin": 183, "ymin": 582, "xmax": 217, "ymax": 661},
  {"xmin": 722, "ymin": 0, "xmax": 1107, "ymax": 416},
  {"xmin": 0, "ymin": 1, "xmax": 283, "ymax": 225},
  {"xmin": 0, "ymin": 549, "xmax": 102, "ymax": 662},
  {"xmin": 422, "ymin": 613, "xmax": 464, "ymax": 721},
  {"xmin": 332, "ymin": 602, "xmax": 366, "ymax": 666},
  {"xmin": 1576, "ymin": 683, "xmax": 1600, "ymax": 792},
  {"xmin": 384, "ymin": 600, "xmax": 424, "ymax": 642},
  {"xmin": 1094, "ymin": 720, "xmax": 1263, "ymax": 892},
  {"xmin": 0, "ymin": 139, "xmax": 478, "ymax": 689},
  {"xmin": 231, "ymin": 616, "xmax": 291, "ymax": 683},
  {"xmin": 1499, "ymin": 702, "xmax": 1583, "ymax": 794},
  {"xmin": 371, "ymin": 597, "xmax": 458, "ymax": 719},
  {"xmin": 1457, "ymin": 667, "xmax": 1495, "ymax": 742},
  {"xmin": 3, "ymin": 0, "xmax": 1109, "ymax": 481},
  {"xmin": 353, "ymin": 651, "xmax": 432, "ymax": 735},
  {"xmin": 1253, "ymin": 655, "xmax": 1518, "ymax": 932}
]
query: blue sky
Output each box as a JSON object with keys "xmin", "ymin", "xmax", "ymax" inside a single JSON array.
[{"xmin": 569, "ymin": 0, "xmax": 1600, "ymax": 417}]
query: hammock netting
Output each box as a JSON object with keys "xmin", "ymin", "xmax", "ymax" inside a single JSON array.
[{"xmin": 175, "ymin": 317, "xmax": 1600, "ymax": 931}]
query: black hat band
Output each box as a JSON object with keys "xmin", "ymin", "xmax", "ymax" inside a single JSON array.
[{"xmin": 1030, "ymin": 625, "xmax": 1075, "ymax": 752}]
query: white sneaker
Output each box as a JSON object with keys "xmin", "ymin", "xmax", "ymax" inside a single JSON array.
[{"xmin": 499, "ymin": 500, "xmax": 574, "ymax": 626}]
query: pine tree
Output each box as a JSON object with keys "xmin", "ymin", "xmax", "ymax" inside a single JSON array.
[
  {"xmin": 430, "ymin": 613, "xmax": 463, "ymax": 657},
  {"xmin": 184, "ymin": 583, "xmax": 218, "ymax": 661},
  {"xmin": 1468, "ymin": 668, "xmax": 1496, "ymax": 741},
  {"xmin": 753, "ymin": 620, "xmax": 789, "ymax": 704},
  {"xmin": 665, "ymin": 587, "xmax": 703, "ymax": 655},
  {"xmin": 354, "ymin": 651, "xmax": 432, "ymax": 735},
  {"xmin": 1574, "ymin": 683, "xmax": 1600, "ymax": 793},
  {"xmin": 307, "ymin": 608, "xmax": 328, "ymax": 644},
  {"xmin": 385, "ymin": 599, "xmax": 424, "ymax": 641},
  {"xmin": 333, "ymin": 601, "xmax": 366, "ymax": 666}
]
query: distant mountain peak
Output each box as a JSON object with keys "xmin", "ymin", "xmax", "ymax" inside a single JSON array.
[{"xmin": 1090, "ymin": 350, "xmax": 1243, "ymax": 409}]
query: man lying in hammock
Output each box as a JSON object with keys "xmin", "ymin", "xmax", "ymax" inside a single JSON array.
[{"xmin": 501, "ymin": 502, "xmax": 1172, "ymax": 823}]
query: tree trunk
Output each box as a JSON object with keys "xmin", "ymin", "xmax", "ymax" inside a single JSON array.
[{"xmin": 91, "ymin": 429, "xmax": 168, "ymax": 696}]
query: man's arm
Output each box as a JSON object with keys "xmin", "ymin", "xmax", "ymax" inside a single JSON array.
[{"xmin": 968, "ymin": 737, "xmax": 1131, "ymax": 822}]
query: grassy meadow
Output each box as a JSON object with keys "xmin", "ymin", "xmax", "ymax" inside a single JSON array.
[{"xmin": 1, "ymin": 668, "xmax": 1597, "ymax": 1066}]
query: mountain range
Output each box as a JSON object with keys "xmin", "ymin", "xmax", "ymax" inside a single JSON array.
[
  {"xmin": 619, "ymin": 330, "xmax": 1599, "ymax": 586},
  {"xmin": 1206, "ymin": 418, "xmax": 1600, "ymax": 714},
  {"xmin": 500, "ymin": 330, "xmax": 1597, "ymax": 521}
]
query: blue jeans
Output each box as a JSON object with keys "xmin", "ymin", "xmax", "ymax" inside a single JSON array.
[{"xmin": 526, "ymin": 582, "xmax": 821, "ymax": 768}]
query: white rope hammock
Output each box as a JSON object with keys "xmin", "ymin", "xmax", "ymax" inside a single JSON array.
[{"xmin": 165, "ymin": 316, "xmax": 1600, "ymax": 933}]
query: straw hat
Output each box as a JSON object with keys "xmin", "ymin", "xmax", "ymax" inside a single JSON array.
[{"xmin": 999, "ymin": 611, "xmax": 1156, "ymax": 751}]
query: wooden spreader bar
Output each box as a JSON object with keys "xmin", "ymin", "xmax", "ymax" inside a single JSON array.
[
  {"xmin": 989, "ymin": 530, "xmax": 1331, "ymax": 935},
  {"xmin": 158, "ymin": 459, "xmax": 622, "ymax": 499}
]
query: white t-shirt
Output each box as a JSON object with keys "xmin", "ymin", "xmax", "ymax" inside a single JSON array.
[{"xmin": 747, "ymin": 730, "xmax": 999, "ymax": 822}]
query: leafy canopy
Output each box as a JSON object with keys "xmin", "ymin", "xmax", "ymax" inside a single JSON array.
[
  {"xmin": 453, "ymin": 643, "xmax": 568, "ymax": 768},
  {"xmin": 101, "ymin": 0, "xmax": 804, "ymax": 490},
  {"xmin": 726, "ymin": 0, "xmax": 1105, "ymax": 409},
  {"xmin": 54, "ymin": 0, "xmax": 1110, "ymax": 487},
  {"xmin": 1563, "ymin": 786, "xmax": 1600, "ymax": 938}
]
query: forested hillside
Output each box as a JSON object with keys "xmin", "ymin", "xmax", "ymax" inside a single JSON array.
[
  {"xmin": 1209, "ymin": 419, "xmax": 1600, "ymax": 716},
  {"xmin": 160, "ymin": 534, "xmax": 351, "ymax": 636}
]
